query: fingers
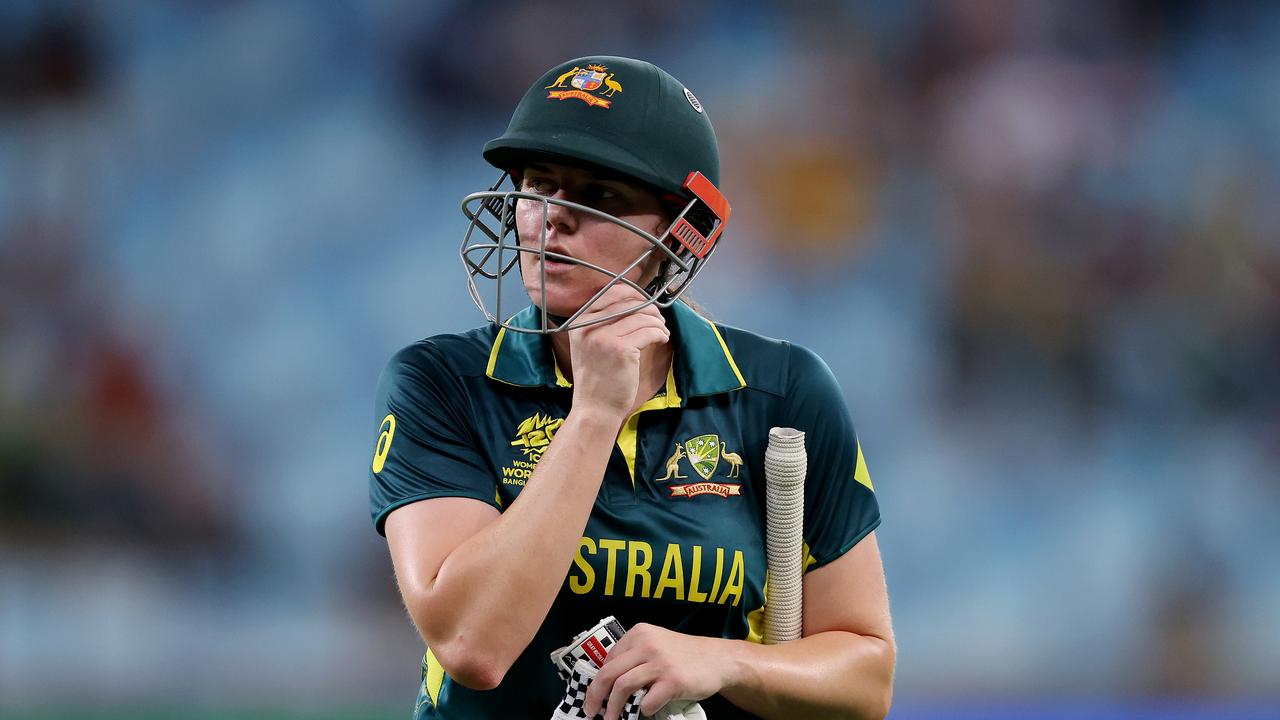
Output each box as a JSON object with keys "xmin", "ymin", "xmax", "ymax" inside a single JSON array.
[
  {"xmin": 639, "ymin": 679, "xmax": 678, "ymax": 717},
  {"xmin": 571, "ymin": 298, "xmax": 669, "ymax": 353},
  {"xmin": 582, "ymin": 625, "xmax": 715, "ymax": 719},
  {"xmin": 583, "ymin": 662, "xmax": 657, "ymax": 720},
  {"xmin": 619, "ymin": 326, "xmax": 670, "ymax": 353},
  {"xmin": 605, "ymin": 666, "xmax": 658, "ymax": 720},
  {"xmin": 589, "ymin": 307, "xmax": 666, "ymax": 338},
  {"xmin": 582, "ymin": 633, "xmax": 639, "ymax": 717},
  {"xmin": 581, "ymin": 665, "xmax": 615, "ymax": 717},
  {"xmin": 564, "ymin": 283, "xmax": 668, "ymax": 416},
  {"xmin": 574, "ymin": 283, "xmax": 661, "ymax": 324}
]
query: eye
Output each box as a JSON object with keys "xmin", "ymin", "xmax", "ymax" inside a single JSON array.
[
  {"xmin": 522, "ymin": 176, "xmax": 556, "ymax": 195},
  {"xmin": 583, "ymin": 183, "xmax": 621, "ymax": 204}
]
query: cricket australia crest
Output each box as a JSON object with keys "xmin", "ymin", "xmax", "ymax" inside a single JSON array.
[
  {"xmin": 571, "ymin": 67, "xmax": 605, "ymax": 91},
  {"xmin": 684, "ymin": 434, "xmax": 721, "ymax": 480},
  {"xmin": 544, "ymin": 63, "xmax": 622, "ymax": 108},
  {"xmin": 655, "ymin": 433, "xmax": 744, "ymax": 499}
]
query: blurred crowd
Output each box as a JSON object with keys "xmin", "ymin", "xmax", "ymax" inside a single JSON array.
[{"xmin": 1, "ymin": 0, "xmax": 1276, "ymax": 713}]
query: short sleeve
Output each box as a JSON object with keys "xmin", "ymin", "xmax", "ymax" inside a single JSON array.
[
  {"xmin": 368, "ymin": 343, "xmax": 500, "ymax": 536},
  {"xmin": 782, "ymin": 343, "xmax": 881, "ymax": 571}
]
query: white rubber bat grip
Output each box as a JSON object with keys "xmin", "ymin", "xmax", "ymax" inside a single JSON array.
[{"xmin": 763, "ymin": 426, "xmax": 805, "ymax": 644}]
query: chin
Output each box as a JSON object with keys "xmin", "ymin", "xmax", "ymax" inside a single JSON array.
[
  {"xmin": 524, "ymin": 286, "xmax": 589, "ymax": 318},
  {"xmin": 523, "ymin": 272, "xmax": 650, "ymax": 319},
  {"xmin": 526, "ymin": 284, "xmax": 630, "ymax": 320}
]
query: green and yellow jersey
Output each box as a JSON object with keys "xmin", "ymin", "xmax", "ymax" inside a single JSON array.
[{"xmin": 368, "ymin": 301, "xmax": 879, "ymax": 719}]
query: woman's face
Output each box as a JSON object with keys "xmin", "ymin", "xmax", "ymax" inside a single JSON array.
[{"xmin": 514, "ymin": 161, "xmax": 669, "ymax": 318}]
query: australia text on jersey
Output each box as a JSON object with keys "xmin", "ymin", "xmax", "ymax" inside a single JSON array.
[{"xmin": 570, "ymin": 537, "xmax": 747, "ymax": 606}]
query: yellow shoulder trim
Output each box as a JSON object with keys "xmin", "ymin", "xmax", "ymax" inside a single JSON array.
[
  {"xmin": 424, "ymin": 649, "xmax": 445, "ymax": 706},
  {"xmin": 854, "ymin": 440, "xmax": 873, "ymax": 491},
  {"xmin": 553, "ymin": 357, "xmax": 572, "ymax": 387},
  {"xmin": 707, "ymin": 321, "xmax": 746, "ymax": 388},
  {"xmin": 485, "ymin": 326, "xmax": 507, "ymax": 380},
  {"xmin": 663, "ymin": 361, "xmax": 682, "ymax": 407}
]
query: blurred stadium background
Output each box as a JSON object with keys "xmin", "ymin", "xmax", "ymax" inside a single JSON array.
[{"xmin": 1, "ymin": 1, "xmax": 1277, "ymax": 718}]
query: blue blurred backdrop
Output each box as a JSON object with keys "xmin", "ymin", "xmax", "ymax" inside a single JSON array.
[{"xmin": 1, "ymin": 1, "xmax": 1277, "ymax": 718}]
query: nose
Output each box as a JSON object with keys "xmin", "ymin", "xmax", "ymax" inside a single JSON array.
[{"xmin": 542, "ymin": 190, "xmax": 579, "ymax": 237}]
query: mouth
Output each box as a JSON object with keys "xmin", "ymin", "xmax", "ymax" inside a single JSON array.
[{"xmin": 536, "ymin": 246, "xmax": 575, "ymax": 270}]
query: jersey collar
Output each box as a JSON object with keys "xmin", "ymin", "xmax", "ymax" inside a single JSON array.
[{"xmin": 485, "ymin": 301, "xmax": 746, "ymax": 397}]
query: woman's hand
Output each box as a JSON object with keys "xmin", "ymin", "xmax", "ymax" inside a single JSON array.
[
  {"xmin": 582, "ymin": 624, "xmax": 732, "ymax": 720},
  {"xmin": 567, "ymin": 284, "xmax": 669, "ymax": 420}
]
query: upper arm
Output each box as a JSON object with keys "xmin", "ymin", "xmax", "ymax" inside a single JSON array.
[
  {"xmin": 784, "ymin": 344, "xmax": 890, "ymax": 642},
  {"xmin": 385, "ymin": 496, "xmax": 501, "ymax": 604},
  {"xmin": 783, "ymin": 343, "xmax": 881, "ymax": 570},
  {"xmin": 367, "ymin": 344, "xmax": 506, "ymax": 633},
  {"xmin": 368, "ymin": 344, "xmax": 502, "ymax": 535},
  {"xmin": 802, "ymin": 531, "xmax": 893, "ymax": 644}
]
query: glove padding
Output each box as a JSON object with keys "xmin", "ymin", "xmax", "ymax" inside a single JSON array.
[
  {"xmin": 650, "ymin": 700, "xmax": 706, "ymax": 720},
  {"xmin": 552, "ymin": 658, "xmax": 644, "ymax": 720}
]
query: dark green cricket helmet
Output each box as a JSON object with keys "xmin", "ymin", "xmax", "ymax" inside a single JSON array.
[
  {"xmin": 460, "ymin": 55, "xmax": 732, "ymax": 334},
  {"xmin": 483, "ymin": 55, "xmax": 720, "ymax": 198}
]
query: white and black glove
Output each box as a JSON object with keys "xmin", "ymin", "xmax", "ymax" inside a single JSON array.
[
  {"xmin": 553, "ymin": 658, "xmax": 645, "ymax": 720},
  {"xmin": 549, "ymin": 616, "xmax": 708, "ymax": 720}
]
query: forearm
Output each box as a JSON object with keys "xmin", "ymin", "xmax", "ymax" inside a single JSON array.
[
  {"xmin": 417, "ymin": 406, "xmax": 621, "ymax": 678},
  {"xmin": 717, "ymin": 630, "xmax": 895, "ymax": 720}
]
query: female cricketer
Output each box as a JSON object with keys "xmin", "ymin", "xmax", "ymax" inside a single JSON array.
[{"xmin": 368, "ymin": 55, "xmax": 895, "ymax": 720}]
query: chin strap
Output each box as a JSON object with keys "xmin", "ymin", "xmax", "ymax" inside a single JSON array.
[{"xmin": 644, "ymin": 261, "xmax": 675, "ymax": 301}]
